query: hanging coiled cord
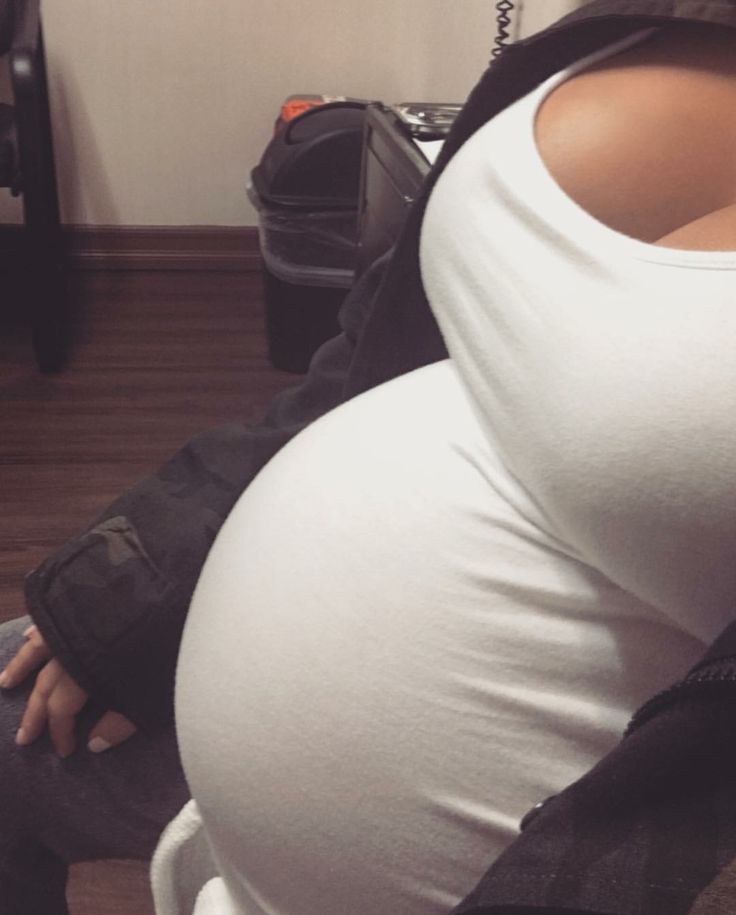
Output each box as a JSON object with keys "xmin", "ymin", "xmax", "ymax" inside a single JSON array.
[{"xmin": 492, "ymin": 0, "xmax": 516, "ymax": 60}]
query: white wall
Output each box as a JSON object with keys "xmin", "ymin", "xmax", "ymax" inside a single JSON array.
[{"xmin": 1, "ymin": 1, "xmax": 584, "ymax": 228}]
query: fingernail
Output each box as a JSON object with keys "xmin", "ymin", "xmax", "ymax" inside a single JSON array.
[
  {"xmin": 23, "ymin": 626, "xmax": 34, "ymax": 638},
  {"xmin": 88, "ymin": 737, "xmax": 112, "ymax": 754},
  {"xmin": 15, "ymin": 728, "xmax": 29, "ymax": 746},
  {"xmin": 0, "ymin": 671, "xmax": 9, "ymax": 688}
]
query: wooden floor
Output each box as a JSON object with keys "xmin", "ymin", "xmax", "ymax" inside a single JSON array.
[{"xmin": 0, "ymin": 270, "xmax": 296, "ymax": 913}]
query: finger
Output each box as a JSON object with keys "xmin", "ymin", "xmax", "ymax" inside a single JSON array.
[
  {"xmin": 46, "ymin": 674, "xmax": 88, "ymax": 758},
  {"xmin": 15, "ymin": 660, "xmax": 64, "ymax": 746},
  {"xmin": 0, "ymin": 636, "xmax": 53, "ymax": 689},
  {"xmin": 24, "ymin": 625, "xmax": 49, "ymax": 651},
  {"xmin": 47, "ymin": 708, "xmax": 79, "ymax": 758},
  {"xmin": 88, "ymin": 710, "xmax": 138, "ymax": 753}
]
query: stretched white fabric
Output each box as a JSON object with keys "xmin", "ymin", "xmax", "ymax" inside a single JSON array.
[
  {"xmin": 420, "ymin": 27, "xmax": 736, "ymax": 644},
  {"xmin": 171, "ymin": 357, "xmax": 702, "ymax": 914},
  {"xmin": 156, "ymin": 28, "xmax": 732, "ymax": 915}
]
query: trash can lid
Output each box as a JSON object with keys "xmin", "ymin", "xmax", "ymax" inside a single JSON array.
[{"xmin": 251, "ymin": 102, "xmax": 367, "ymax": 210}]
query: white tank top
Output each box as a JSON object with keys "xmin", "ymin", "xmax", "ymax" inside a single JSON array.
[{"xmin": 420, "ymin": 30, "xmax": 736, "ymax": 643}]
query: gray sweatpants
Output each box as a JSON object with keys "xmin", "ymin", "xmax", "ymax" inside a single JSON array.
[{"xmin": 0, "ymin": 616, "xmax": 190, "ymax": 915}]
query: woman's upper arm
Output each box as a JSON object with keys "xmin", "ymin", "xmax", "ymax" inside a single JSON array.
[{"xmin": 534, "ymin": 22, "xmax": 736, "ymax": 246}]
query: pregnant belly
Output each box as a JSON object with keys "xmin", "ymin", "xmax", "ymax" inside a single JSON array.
[{"xmin": 174, "ymin": 361, "xmax": 702, "ymax": 915}]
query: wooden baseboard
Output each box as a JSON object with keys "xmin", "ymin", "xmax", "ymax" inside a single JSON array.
[
  {"xmin": 67, "ymin": 225, "xmax": 262, "ymax": 271},
  {"xmin": 0, "ymin": 224, "xmax": 262, "ymax": 272}
]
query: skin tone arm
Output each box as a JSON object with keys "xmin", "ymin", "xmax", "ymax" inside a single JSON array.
[
  {"xmin": 535, "ymin": 21, "xmax": 736, "ymax": 247},
  {"xmin": 653, "ymin": 200, "xmax": 736, "ymax": 250}
]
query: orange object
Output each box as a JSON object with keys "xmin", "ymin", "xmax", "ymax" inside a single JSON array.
[
  {"xmin": 280, "ymin": 98, "xmax": 324, "ymax": 123},
  {"xmin": 273, "ymin": 95, "xmax": 350, "ymax": 134}
]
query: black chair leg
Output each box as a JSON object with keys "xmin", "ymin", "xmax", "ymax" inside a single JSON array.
[
  {"xmin": 24, "ymin": 236, "xmax": 70, "ymax": 373},
  {"xmin": 13, "ymin": 23, "xmax": 69, "ymax": 373}
]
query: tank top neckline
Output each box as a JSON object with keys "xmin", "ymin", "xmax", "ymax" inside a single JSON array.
[{"xmin": 523, "ymin": 28, "xmax": 736, "ymax": 271}]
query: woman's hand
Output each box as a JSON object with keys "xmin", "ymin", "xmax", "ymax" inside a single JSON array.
[{"xmin": 0, "ymin": 625, "xmax": 137, "ymax": 757}]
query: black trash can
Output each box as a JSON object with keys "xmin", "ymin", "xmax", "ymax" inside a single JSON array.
[
  {"xmin": 249, "ymin": 101, "xmax": 367, "ymax": 373},
  {"xmin": 257, "ymin": 208, "xmax": 358, "ymax": 373}
]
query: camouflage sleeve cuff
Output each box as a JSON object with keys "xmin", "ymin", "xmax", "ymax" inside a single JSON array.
[{"xmin": 24, "ymin": 515, "xmax": 184, "ymax": 734}]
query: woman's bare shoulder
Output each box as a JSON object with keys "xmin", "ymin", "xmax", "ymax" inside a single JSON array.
[{"xmin": 534, "ymin": 23, "xmax": 736, "ymax": 244}]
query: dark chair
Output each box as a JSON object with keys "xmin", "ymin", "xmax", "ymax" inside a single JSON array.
[{"xmin": 0, "ymin": 0, "xmax": 67, "ymax": 372}]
